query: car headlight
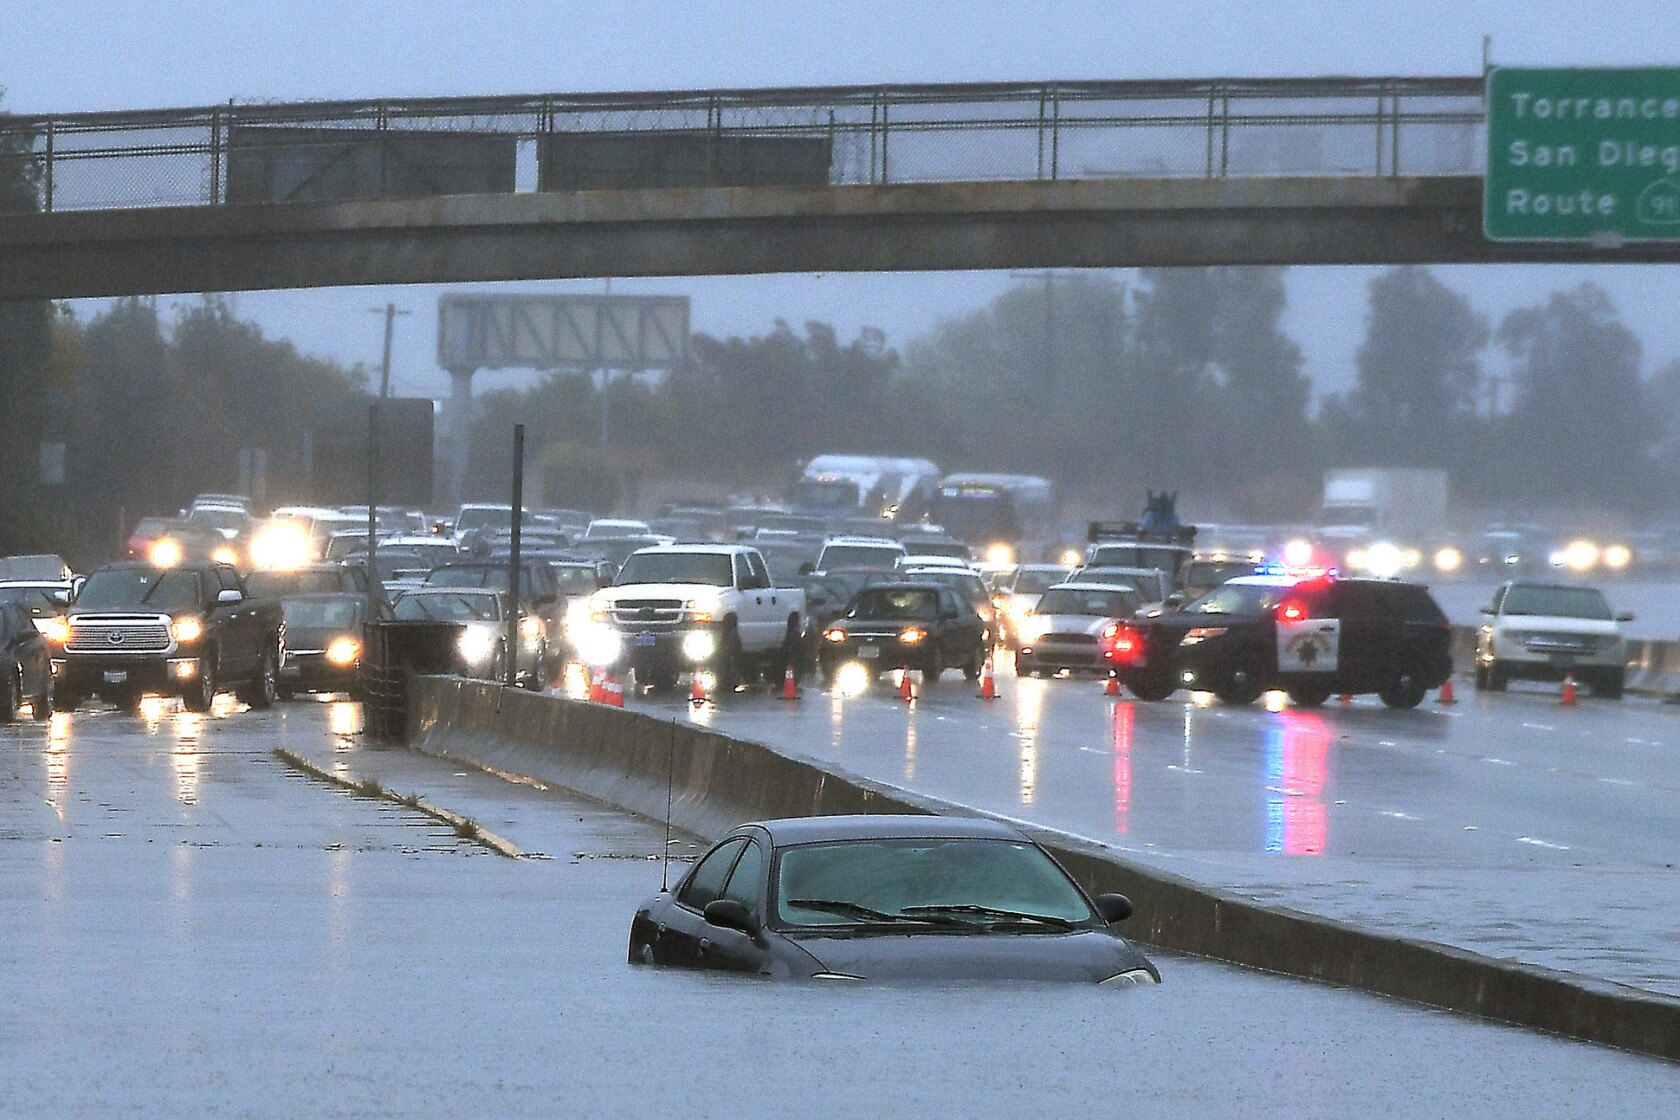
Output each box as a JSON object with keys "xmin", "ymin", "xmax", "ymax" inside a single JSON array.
[
  {"xmin": 823, "ymin": 627, "xmax": 848, "ymax": 643},
  {"xmin": 458, "ymin": 628, "xmax": 496, "ymax": 665},
  {"xmin": 899, "ymin": 627, "xmax": 927, "ymax": 644},
  {"xmin": 326, "ymin": 638, "xmax": 360, "ymax": 666},
  {"xmin": 170, "ymin": 617, "xmax": 203, "ymax": 643},
  {"xmin": 681, "ymin": 630, "xmax": 717, "ymax": 662},
  {"xmin": 575, "ymin": 624, "xmax": 623, "ymax": 667},
  {"xmin": 1016, "ymin": 616, "xmax": 1049, "ymax": 643},
  {"xmin": 687, "ymin": 594, "xmax": 721, "ymax": 624},
  {"xmin": 211, "ymin": 546, "xmax": 240, "ymax": 566},
  {"xmin": 520, "ymin": 616, "xmax": 543, "ymax": 639},
  {"xmin": 44, "ymin": 617, "xmax": 71, "ymax": 644},
  {"xmin": 1434, "ymin": 546, "xmax": 1462, "ymax": 573},
  {"xmin": 1099, "ymin": 968, "xmax": 1159, "ymax": 988},
  {"xmin": 149, "ymin": 538, "xmax": 184, "ymax": 568}
]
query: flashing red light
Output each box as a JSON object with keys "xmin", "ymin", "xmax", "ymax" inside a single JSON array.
[{"xmin": 1278, "ymin": 600, "xmax": 1309, "ymax": 623}]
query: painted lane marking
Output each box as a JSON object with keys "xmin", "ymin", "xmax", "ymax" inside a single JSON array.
[
  {"xmin": 1483, "ymin": 758, "xmax": 1517, "ymax": 766},
  {"xmin": 1517, "ymin": 836, "xmax": 1572, "ymax": 850},
  {"xmin": 1380, "ymin": 810, "xmax": 1420, "ymax": 821},
  {"xmin": 1520, "ymin": 723, "xmax": 1556, "ymax": 732}
]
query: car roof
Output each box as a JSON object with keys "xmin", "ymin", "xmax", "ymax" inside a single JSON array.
[
  {"xmin": 630, "ymin": 543, "xmax": 754, "ymax": 556},
  {"xmin": 823, "ymin": 536, "xmax": 903, "ymax": 547},
  {"xmin": 748, "ymin": 814, "xmax": 1026, "ymax": 845},
  {"xmin": 1045, "ymin": 581, "xmax": 1137, "ymax": 595}
]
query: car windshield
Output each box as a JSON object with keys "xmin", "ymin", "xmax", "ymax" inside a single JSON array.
[
  {"xmin": 75, "ymin": 568, "xmax": 202, "ymax": 611},
  {"xmin": 1036, "ymin": 587, "xmax": 1137, "ymax": 616},
  {"xmin": 281, "ymin": 597, "xmax": 362, "ymax": 629},
  {"xmin": 821, "ymin": 545, "xmax": 902, "ymax": 570},
  {"xmin": 551, "ymin": 566, "xmax": 600, "ymax": 595},
  {"xmin": 0, "ymin": 585, "xmax": 62, "ymax": 615},
  {"xmin": 246, "ymin": 570, "xmax": 343, "ymax": 598},
  {"xmin": 188, "ymin": 508, "xmax": 246, "ymax": 532},
  {"xmin": 1502, "ymin": 585, "xmax": 1614, "ymax": 620},
  {"xmin": 1184, "ymin": 582, "xmax": 1291, "ymax": 616},
  {"xmin": 1011, "ymin": 568, "xmax": 1073, "ymax": 595},
  {"xmin": 392, "ymin": 591, "xmax": 502, "ymax": 622},
  {"xmin": 614, "ymin": 552, "xmax": 733, "ymax": 587},
  {"xmin": 426, "ymin": 566, "xmax": 533, "ymax": 596},
  {"xmin": 775, "ymin": 838, "xmax": 1094, "ymax": 928},
  {"xmin": 849, "ymin": 587, "xmax": 939, "ymax": 620},
  {"xmin": 907, "ymin": 570, "xmax": 988, "ymax": 603},
  {"xmin": 456, "ymin": 507, "xmax": 536, "ymax": 534}
]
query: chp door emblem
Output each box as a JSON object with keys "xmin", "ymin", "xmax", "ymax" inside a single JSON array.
[{"xmin": 1277, "ymin": 618, "xmax": 1339, "ymax": 673}]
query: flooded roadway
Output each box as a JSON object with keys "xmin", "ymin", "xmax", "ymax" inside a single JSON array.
[
  {"xmin": 632, "ymin": 662, "xmax": 1680, "ymax": 997},
  {"xmin": 4, "ymin": 698, "xmax": 1678, "ymax": 1116}
]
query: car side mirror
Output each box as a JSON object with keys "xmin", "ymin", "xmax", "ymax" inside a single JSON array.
[
  {"xmin": 1166, "ymin": 593, "xmax": 1184, "ymax": 607},
  {"xmin": 216, "ymin": 588, "xmax": 243, "ymax": 604},
  {"xmin": 1479, "ymin": 605, "xmax": 1495, "ymax": 615},
  {"xmin": 702, "ymin": 898, "xmax": 760, "ymax": 936},
  {"xmin": 1617, "ymin": 610, "xmax": 1634, "ymax": 622},
  {"xmin": 1093, "ymin": 893, "xmax": 1133, "ymax": 924},
  {"xmin": 798, "ymin": 562, "xmax": 815, "ymax": 576},
  {"xmin": 51, "ymin": 589, "xmax": 71, "ymax": 605}
]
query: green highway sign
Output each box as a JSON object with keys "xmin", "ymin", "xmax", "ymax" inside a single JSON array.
[{"xmin": 1486, "ymin": 67, "xmax": 1680, "ymax": 242}]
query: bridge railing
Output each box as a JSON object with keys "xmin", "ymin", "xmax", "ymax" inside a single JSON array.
[{"xmin": 1, "ymin": 77, "xmax": 1486, "ymax": 214}]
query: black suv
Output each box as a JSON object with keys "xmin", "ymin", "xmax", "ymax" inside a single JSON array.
[{"xmin": 1115, "ymin": 575, "xmax": 1452, "ymax": 708}]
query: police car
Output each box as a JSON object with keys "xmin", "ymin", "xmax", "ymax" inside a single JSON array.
[{"xmin": 1112, "ymin": 569, "xmax": 1453, "ymax": 708}]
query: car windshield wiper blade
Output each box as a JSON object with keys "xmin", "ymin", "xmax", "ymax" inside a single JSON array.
[
  {"xmin": 786, "ymin": 898, "xmax": 961, "ymax": 926},
  {"xmin": 900, "ymin": 904, "xmax": 1078, "ymax": 929}
]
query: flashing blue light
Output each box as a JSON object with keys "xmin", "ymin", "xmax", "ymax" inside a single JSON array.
[{"xmin": 1255, "ymin": 562, "xmax": 1341, "ymax": 580}]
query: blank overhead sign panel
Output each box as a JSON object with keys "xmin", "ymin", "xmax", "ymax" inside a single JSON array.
[
  {"xmin": 226, "ymin": 126, "xmax": 515, "ymax": 204},
  {"xmin": 1486, "ymin": 67, "xmax": 1680, "ymax": 242},
  {"xmin": 539, "ymin": 132, "xmax": 833, "ymax": 191},
  {"xmin": 437, "ymin": 294, "xmax": 692, "ymax": 371}
]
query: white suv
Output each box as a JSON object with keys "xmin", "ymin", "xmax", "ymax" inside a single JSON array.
[{"xmin": 1475, "ymin": 581, "xmax": 1631, "ymax": 698}]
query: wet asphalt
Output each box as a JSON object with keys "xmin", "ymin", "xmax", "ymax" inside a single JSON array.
[
  {"xmin": 4, "ymin": 697, "xmax": 1680, "ymax": 1117},
  {"xmin": 625, "ymin": 655, "xmax": 1680, "ymax": 997}
]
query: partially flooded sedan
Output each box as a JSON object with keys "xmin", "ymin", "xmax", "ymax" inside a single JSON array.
[{"xmin": 629, "ymin": 815, "xmax": 1159, "ymax": 985}]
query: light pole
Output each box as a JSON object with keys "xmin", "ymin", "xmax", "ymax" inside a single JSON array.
[{"xmin": 364, "ymin": 303, "xmax": 410, "ymax": 628}]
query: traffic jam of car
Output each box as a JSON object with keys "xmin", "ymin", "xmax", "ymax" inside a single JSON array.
[{"xmin": 3, "ymin": 460, "xmax": 1652, "ymax": 989}]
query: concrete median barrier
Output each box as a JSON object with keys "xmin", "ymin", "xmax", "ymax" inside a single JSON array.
[{"xmin": 408, "ymin": 675, "xmax": 1680, "ymax": 1061}]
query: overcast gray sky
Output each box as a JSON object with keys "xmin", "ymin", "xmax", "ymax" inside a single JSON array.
[{"xmin": 7, "ymin": 1, "xmax": 1680, "ymax": 401}]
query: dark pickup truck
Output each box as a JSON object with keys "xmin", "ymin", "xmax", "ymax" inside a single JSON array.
[{"xmin": 50, "ymin": 561, "xmax": 286, "ymax": 712}]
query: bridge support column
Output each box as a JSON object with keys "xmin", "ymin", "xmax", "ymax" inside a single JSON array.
[{"xmin": 442, "ymin": 366, "xmax": 477, "ymax": 511}]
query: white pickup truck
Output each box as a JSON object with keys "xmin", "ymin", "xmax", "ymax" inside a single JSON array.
[{"xmin": 580, "ymin": 545, "xmax": 807, "ymax": 691}]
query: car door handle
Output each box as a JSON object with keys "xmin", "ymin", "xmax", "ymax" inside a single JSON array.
[{"xmin": 698, "ymin": 937, "xmax": 712, "ymax": 955}]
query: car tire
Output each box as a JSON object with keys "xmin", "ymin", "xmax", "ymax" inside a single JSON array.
[
  {"xmin": 1592, "ymin": 668, "xmax": 1625, "ymax": 700},
  {"xmin": 962, "ymin": 647, "xmax": 984, "ymax": 682},
  {"xmin": 277, "ymin": 684, "xmax": 296, "ymax": 702},
  {"xmin": 182, "ymin": 654, "xmax": 217, "ymax": 713},
  {"xmin": 922, "ymin": 646, "xmax": 945, "ymax": 685},
  {"xmin": 0, "ymin": 666, "xmax": 19, "ymax": 723},
  {"xmin": 1287, "ymin": 683, "xmax": 1333, "ymax": 708},
  {"xmin": 1486, "ymin": 660, "xmax": 1508, "ymax": 692},
  {"xmin": 1212, "ymin": 659, "xmax": 1264, "ymax": 705},
  {"xmin": 818, "ymin": 662, "xmax": 837, "ymax": 689},
  {"xmin": 716, "ymin": 626, "xmax": 745, "ymax": 693},
  {"xmin": 1378, "ymin": 672, "xmax": 1428, "ymax": 709},
  {"xmin": 1015, "ymin": 653, "xmax": 1035, "ymax": 678},
  {"xmin": 1473, "ymin": 661, "xmax": 1489, "ymax": 690},
  {"xmin": 1126, "ymin": 672, "xmax": 1177, "ymax": 702},
  {"xmin": 32, "ymin": 677, "xmax": 54, "ymax": 721},
  {"xmin": 239, "ymin": 644, "xmax": 278, "ymax": 710}
]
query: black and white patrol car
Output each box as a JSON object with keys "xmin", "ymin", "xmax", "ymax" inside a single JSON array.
[{"xmin": 1112, "ymin": 572, "xmax": 1453, "ymax": 708}]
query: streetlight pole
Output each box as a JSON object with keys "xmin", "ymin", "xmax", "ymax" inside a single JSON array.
[{"xmin": 365, "ymin": 303, "xmax": 410, "ymax": 630}]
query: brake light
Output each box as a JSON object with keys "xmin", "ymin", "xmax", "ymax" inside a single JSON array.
[
  {"xmin": 1102, "ymin": 624, "xmax": 1141, "ymax": 661},
  {"xmin": 1278, "ymin": 599, "xmax": 1309, "ymax": 623}
]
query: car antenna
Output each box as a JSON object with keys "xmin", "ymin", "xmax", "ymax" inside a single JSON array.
[{"xmin": 661, "ymin": 718, "xmax": 678, "ymax": 893}]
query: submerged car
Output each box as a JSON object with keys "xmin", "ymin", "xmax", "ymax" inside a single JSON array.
[{"xmin": 628, "ymin": 815, "xmax": 1159, "ymax": 985}]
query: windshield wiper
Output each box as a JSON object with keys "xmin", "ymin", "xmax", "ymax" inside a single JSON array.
[
  {"xmin": 786, "ymin": 898, "xmax": 961, "ymax": 926},
  {"xmin": 900, "ymin": 904, "xmax": 1078, "ymax": 930}
]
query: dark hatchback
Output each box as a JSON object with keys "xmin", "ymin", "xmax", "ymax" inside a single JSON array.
[
  {"xmin": 277, "ymin": 593, "xmax": 370, "ymax": 698},
  {"xmin": 629, "ymin": 815, "xmax": 1159, "ymax": 985},
  {"xmin": 1117, "ymin": 574, "xmax": 1452, "ymax": 708},
  {"xmin": 818, "ymin": 583, "xmax": 987, "ymax": 684}
]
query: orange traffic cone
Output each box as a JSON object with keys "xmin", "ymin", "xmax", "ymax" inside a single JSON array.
[
  {"xmin": 1104, "ymin": 673, "xmax": 1121, "ymax": 697},
  {"xmin": 897, "ymin": 670, "xmax": 915, "ymax": 702},
  {"xmin": 587, "ymin": 669, "xmax": 605, "ymax": 704},
  {"xmin": 978, "ymin": 658, "xmax": 998, "ymax": 700},
  {"xmin": 1561, "ymin": 674, "xmax": 1577, "ymax": 707},
  {"xmin": 1437, "ymin": 678, "xmax": 1457, "ymax": 705},
  {"xmin": 690, "ymin": 673, "xmax": 709, "ymax": 706},
  {"xmin": 601, "ymin": 674, "xmax": 625, "ymax": 708},
  {"xmin": 781, "ymin": 665, "xmax": 800, "ymax": 701}
]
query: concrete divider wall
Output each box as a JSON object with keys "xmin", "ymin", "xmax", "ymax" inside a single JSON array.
[{"xmin": 408, "ymin": 676, "xmax": 1680, "ymax": 1061}]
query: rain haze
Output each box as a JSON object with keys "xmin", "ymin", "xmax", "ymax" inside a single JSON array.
[{"xmin": 5, "ymin": 1, "xmax": 1680, "ymax": 401}]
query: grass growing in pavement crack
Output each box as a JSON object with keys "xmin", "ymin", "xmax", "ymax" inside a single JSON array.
[
  {"xmin": 453, "ymin": 818, "xmax": 481, "ymax": 840},
  {"xmin": 355, "ymin": 776, "xmax": 385, "ymax": 799}
]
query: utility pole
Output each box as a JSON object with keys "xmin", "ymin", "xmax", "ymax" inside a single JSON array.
[{"xmin": 369, "ymin": 302, "xmax": 412, "ymax": 400}]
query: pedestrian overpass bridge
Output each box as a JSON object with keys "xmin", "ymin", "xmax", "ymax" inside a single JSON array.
[{"xmin": 4, "ymin": 76, "xmax": 1678, "ymax": 301}]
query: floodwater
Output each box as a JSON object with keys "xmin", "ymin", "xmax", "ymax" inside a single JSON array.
[{"xmin": 3, "ymin": 700, "xmax": 1678, "ymax": 1116}]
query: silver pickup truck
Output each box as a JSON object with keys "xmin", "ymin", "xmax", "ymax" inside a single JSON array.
[{"xmin": 580, "ymin": 545, "xmax": 806, "ymax": 692}]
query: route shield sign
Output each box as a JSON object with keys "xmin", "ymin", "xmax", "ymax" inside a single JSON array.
[{"xmin": 1486, "ymin": 67, "xmax": 1680, "ymax": 242}]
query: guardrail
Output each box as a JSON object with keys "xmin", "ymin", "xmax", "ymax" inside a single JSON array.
[{"xmin": 0, "ymin": 76, "xmax": 1486, "ymax": 213}]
